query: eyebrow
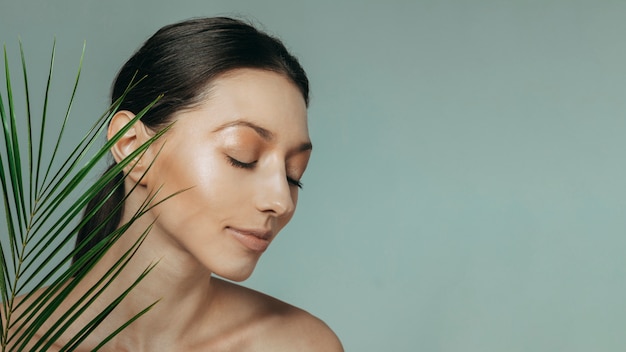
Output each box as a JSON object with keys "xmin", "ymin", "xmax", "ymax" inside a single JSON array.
[
  {"xmin": 213, "ymin": 119, "xmax": 313, "ymax": 152},
  {"xmin": 213, "ymin": 119, "xmax": 274, "ymax": 140}
]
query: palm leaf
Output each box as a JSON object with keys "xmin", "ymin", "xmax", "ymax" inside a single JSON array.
[{"xmin": 0, "ymin": 40, "xmax": 169, "ymax": 351}]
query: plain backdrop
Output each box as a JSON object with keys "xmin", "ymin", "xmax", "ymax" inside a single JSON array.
[{"xmin": 2, "ymin": 0, "xmax": 626, "ymax": 351}]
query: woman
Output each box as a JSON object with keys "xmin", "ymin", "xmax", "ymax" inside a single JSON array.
[{"xmin": 14, "ymin": 17, "xmax": 342, "ymax": 351}]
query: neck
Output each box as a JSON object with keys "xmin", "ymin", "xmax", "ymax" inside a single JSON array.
[{"xmin": 72, "ymin": 207, "xmax": 216, "ymax": 349}]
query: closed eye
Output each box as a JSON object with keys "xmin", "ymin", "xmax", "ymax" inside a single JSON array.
[
  {"xmin": 227, "ymin": 156, "xmax": 257, "ymax": 169},
  {"xmin": 288, "ymin": 177, "xmax": 303, "ymax": 189},
  {"xmin": 228, "ymin": 156, "xmax": 303, "ymax": 189}
]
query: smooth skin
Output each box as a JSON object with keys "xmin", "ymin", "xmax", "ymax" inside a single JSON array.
[{"xmin": 8, "ymin": 69, "xmax": 343, "ymax": 351}]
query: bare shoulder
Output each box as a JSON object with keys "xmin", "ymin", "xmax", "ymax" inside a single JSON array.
[
  {"xmin": 265, "ymin": 304, "xmax": 344, "ymax": 352},
  {"xmin": 212, "ymin": 278, "xmax": 344, "ymax": 352}
]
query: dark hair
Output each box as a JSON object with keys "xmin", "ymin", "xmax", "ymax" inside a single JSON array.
[{"xmin": 74, "ymin": 17, "xmax": 309, "ymax": 262}]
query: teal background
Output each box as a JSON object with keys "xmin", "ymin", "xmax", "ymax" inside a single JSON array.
[{"xmin": 2, "ymin": 0, "xmax": 626, "ymax": 350}]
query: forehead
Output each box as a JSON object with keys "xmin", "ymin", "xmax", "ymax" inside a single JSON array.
[
  {"xmin": 163, "ymin": 68, "xmax": 310, "ymax": 152},
  {"xmin": 198, "ymin": 69, "xmax": 309, "ymax": 136}
]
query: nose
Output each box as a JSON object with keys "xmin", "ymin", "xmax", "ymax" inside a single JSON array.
[{"xmin": 255, "ymin": 167, "xmax": 295, "ymax": 217}]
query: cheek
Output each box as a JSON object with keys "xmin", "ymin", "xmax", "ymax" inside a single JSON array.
[
  {"xmin": 178, "ymin": 153, "xmax": 251, "ymax": 212},
  {"xmin": 180, "ymin": 156, "xmax": 231, "ymax": 201},
  {"xmin": 291, "ymin": 189, "xmax": 300, "ymax": 207},
  {"xmin": 160, "ymin": 142, "xmax": 218, "ymax": 185},
  {"xmin": 151, "ymin": 155, "xmax": 236, "ymax": 231},
  {"xmin": 149, "ymin": 146, "xmax": 223, "ymax": 206}
]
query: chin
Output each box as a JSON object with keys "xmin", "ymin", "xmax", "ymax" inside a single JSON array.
[
  {"xmin": 213, "ymin": 260, "xmax": 259, "ymax": 282},
  {"xmin": 216, "ymin": 270, "xmax": 254, "ymax": 282}
]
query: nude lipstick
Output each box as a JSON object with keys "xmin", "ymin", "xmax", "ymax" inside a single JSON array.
[{"xmin": 228, "ymin": 227, "xmax": 271, "ymax": 252}]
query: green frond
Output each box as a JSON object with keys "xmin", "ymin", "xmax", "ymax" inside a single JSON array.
[
  {"xmin": 37, "ymin": 42, "xmax": 84, "ymax": 202},
  {"xmin": 34, "ymin": 39, "xmax": 55, "ymax": 204},
  {"xmin": 18, "ymin": 40, "xmax": 34, "ymax": 216},
  {"xmin": 2, "ymin": 46, "xmax": 27, "ymax": 237},
  {"xmin": 0, "ymin": 40, "xmax": 171, "ymax": 351}
]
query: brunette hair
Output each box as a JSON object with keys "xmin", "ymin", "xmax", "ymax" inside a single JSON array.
[{"xmin": 73, "ymin": 17, "xmax": 309, "ymax": 262}]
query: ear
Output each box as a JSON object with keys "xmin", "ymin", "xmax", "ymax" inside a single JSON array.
[{"xmin": 108, "ymin": 110, "xmax": 153, "ymax": 185}]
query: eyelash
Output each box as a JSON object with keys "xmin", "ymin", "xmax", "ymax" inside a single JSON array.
[{"xmin": 227, "ymin": 156, "xmax": 303, "ymax": 189}]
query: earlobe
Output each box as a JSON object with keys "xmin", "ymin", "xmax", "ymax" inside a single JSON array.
[{"xmin": 108, "ymin": 110, "xmax": 151, "ymax": 184}]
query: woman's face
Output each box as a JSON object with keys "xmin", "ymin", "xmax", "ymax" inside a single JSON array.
[{"xmin": 140, "ymin": 69, "xmax": 311, "ymax": 281}]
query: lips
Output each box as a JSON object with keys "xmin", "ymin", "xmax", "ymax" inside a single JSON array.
[{"xmin": 227, "ymin": 227, "xmax": 272, "ymax": 252}]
